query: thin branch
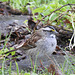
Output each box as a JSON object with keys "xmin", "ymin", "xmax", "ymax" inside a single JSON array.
[{"xmin": 41, "ymin": 4, "xmax": 75, "ymax": 20}]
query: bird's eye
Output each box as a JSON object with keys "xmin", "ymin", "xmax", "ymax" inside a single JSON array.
[
  {"xmin": 50, "ymin": 30, "xmax": 52, "ymax": 32},
  {"xmin": 43, "ymin": 29, "xmax": 46, "ymax": 31}
]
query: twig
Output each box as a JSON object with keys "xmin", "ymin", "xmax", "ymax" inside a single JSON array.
[
  {"xmin": 39, "ymin": 60, "xmax": 45, "ymax": 69},
  {"xmin": 45, "ymin": 54, "xmax": 56, "ymax": 67},
  {"xmin": 41, "ymin": 4, "xmax": 75, "ymax": 21},
  {"xmin": 69, "ymin": 13, "xmax": 75, "ymax": 49},
  {"xmin": 48, "ymin": 10, "xmax": 68, "ymax": 24},
  {"xmin": 3, "ymin": 48, "xmax": 18, "ymax": 54}
]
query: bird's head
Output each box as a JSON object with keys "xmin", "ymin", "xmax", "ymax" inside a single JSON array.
[{"xmin": 40, "ymin": 26, "xmax": 58, "ymax": 37}]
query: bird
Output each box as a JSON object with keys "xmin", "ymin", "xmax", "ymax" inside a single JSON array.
[{"xmin": 16, "ymin": 26, "xmax": 57, "ymax": 59}]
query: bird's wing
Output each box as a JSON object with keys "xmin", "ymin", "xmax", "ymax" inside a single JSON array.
[{"xmin": 15, "ymin": 30, "xmax": 42, "ymax": 50}]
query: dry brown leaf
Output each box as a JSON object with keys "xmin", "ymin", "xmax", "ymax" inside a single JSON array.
[{"xmin": 48, "ymin": 64, "xmax": 63, "ymax": 75}]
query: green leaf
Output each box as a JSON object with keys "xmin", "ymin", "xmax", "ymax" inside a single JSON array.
[
  {"xmin": 49, "ymin": 13, "xmax": 58, "ymax": 21},
  {"xmin": 15, "ymin": 61, "xmax": 19, "ymax": 75},
  {"xmin": 10, "ymin": 47, "xmax": 14, "ymax": 50},
  {"xmin": 24, "ymin": 73, "xmax": 30, "ymax": 75},
  {"xmin": 33, "ymin": 7, "xmax": 45, "ymax": 13},
  {"xmin": 44, "ymin": 16, "xmax": 49, "ymax": 21},
  {"xmin": 9, "ymin": 62, "xmax": 12, "ymax": 75},
  {"xmin": 24, "ymin": 72, "xmax": 38, "ymax": 75},
  {"xmin": 4, "ymin": 48, "xmax": 9, "ymax": 53},
  {"xmin": 24, "ymin": 20, "xmax": 28, "ymax": 24},
  {"xmin": 11, "ymin": 51, "xmax": 15, "ymax": 56}
]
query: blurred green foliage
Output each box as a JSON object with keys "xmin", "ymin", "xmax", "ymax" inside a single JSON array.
[{"xmin": 0, "ymin": 0, "xmax": 75, "ymax": 33}]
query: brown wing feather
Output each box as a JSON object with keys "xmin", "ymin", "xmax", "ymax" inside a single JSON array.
[{"xmin": 21, "ymin": 30, "xmax": 42, "ymax": 49}]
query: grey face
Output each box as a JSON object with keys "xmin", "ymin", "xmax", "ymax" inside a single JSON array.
[
  {"xmin": 42, "ymin": 27, "xmax": 58, "ymax": 37},
  {"xmin": 42, "ymin": 27, "xmax": 56, "ymax": 38}
]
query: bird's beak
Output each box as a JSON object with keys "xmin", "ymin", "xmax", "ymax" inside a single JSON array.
[{"xmin": 53, "ymin": 29, "xmax": 59, "ymax": 36}]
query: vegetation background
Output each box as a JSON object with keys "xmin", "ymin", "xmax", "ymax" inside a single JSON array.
[{"xmin": 0, "ymin": 0, "xmax": 75, "ymax": 75}]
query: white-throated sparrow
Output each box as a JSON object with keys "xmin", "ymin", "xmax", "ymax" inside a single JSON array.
[{"xmin": 16, "ymin": 26, "xmax": 57, "ymax": 58}]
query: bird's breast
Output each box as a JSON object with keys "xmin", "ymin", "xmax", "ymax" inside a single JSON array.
[{"xmin": 36, "ymin": 37, "xmax": 57, "ymax": 54}]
